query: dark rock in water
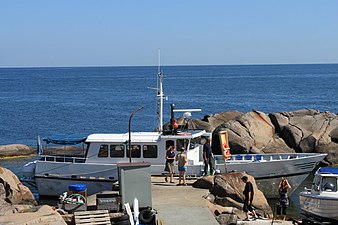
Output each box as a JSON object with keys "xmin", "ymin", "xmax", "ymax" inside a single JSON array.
[
  {"xmin": 0, "ymin": 144, "xmax": 34, "ymax": 158},
  {"xmin": 0, "ymin": 167, "xmax": 37, "ymax": 216}
]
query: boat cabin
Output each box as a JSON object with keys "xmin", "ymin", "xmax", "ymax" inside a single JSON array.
[
  {"xmin": 311, "ymin": 167, "xmax": 338, "ymax": 196},
  {"xmin": 84, "ymin": 130, "xmax": 207, "ymax": 165},
  {"xmin": 39, "ymin": 130, "xmax": 209, "ymax": 167}
]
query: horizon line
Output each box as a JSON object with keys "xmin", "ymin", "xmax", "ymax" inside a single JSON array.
[{"xmin": 0, "ymin": 62, "xmax": 338, "ymax": 69}]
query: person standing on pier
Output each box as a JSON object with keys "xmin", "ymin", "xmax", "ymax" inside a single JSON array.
[
  {"xmin": 241, "ymin": 176, "xmax": 258, "ymax": 221},
  {"xmin": 203, "ymin": 138, "xmax": 214, "ymax": 175},
  {"xmin": 176, "ymin": 147, "xmax": 187, "ymax": 186},
  {"xmin": 276, "ymin": 177, "xmax": 291, "ymax": 220},
  {"xmin": 164, "ymin": 145, "xmax": 176, "ymax": 183}
]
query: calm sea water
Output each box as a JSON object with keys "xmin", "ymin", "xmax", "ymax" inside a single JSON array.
[
  {"xmin": 0, "ymin": 64, "xmax": 337, "ymax": 218},
  {"xmin": 0, "ymin": 64, "xmax": 337, "ymax": 147}
]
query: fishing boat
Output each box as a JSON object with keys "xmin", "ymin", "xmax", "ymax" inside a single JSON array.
[
  {"xmin": 22, "ymin": 66, "xmax": 326, "ymax": 198},
  {"xmin": 299, "ymin": 167, "xmax": 338, "ymax": 223}
]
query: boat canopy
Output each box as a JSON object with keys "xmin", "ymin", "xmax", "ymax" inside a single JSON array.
[
  {"xmin": 43, "ymin": 134, "xmax": 88, "ymax": 145},
  {"xmin": 86, "ymin": 132, "xmax": 161, "ymax": 143}
]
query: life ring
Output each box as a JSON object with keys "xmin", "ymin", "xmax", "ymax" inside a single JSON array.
[{"xmin": 223, "ymin": 143, "xmax": 231, "ymax": 160}]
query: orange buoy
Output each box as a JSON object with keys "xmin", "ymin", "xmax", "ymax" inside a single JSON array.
[{"xmin": 173, "ymin": 119, "xmax": 178, "ymax": 129}]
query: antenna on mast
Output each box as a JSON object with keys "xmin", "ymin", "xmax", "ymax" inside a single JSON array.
[
  {"xmin": 158, "ymin": 48, "xmax": 161, "ymax": 74},
  {"xmin": 156, "ymin": 49, "xmax": 164, "ymax": 133}
]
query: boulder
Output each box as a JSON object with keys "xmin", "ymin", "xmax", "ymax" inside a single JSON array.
[
  {"xmin": 187, "ymin": 119, "xmax": 214, "ymax": 132},
  {"xmin": 212, "ymin": 110, "xmax": 290, "ymax": 155},
  {"xmin": 211, "ymin": 172, "xmax": 272, "ymax": 218},
  {"xmin": 0, "ymin": 205, "xmax": 67, "ymax": 225},
  {"xmin": 330, "ymin": 127, "xmax": 338, "ymax": 143},
  {"xmin": 193, "ymin": 172, "xmax": 273, "ymax": 218},
  {"xmin": 202, "ymin": 110, "xmax": 243, "ymax": 130},
  {"xmin": 270, "ymin": 109, "xmax": 338, "ymax": 164},
  {"xmin": 0, "ymin": 166, "xmax": 37, "ymax": 215},
  {"xmin": 0, "ymin": 181, "xmax": 16, "ymax": 215},
  {"xmin": 0, "ymin": 144, "xmax": 35, "ymax": 158},
  {"xmin": 192, "ymin": 175, "xmax": 214, "ymax": 189}
]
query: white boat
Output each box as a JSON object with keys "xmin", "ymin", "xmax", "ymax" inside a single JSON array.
[
  {"xmin": 299, "ymin": 167, "xmax": 338, "ymax": 223},
  {"xmin": 22, "ymin": 66, "xmax": 327, "ymax": 198}
]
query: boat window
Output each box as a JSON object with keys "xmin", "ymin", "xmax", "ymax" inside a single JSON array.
[
  {"xmin": 110, "ymin": 144, "xmax": 125, "ymax": 158},
  {"xmin": 190, "ymin": 137, "xmax": 201, "ymax": 149},
  {"xmin": 176, "ymin": 139, "xmax": 189, "ymax": 151},
  {"xmin": 143, "ymin": 145, "xmax": 158, "ymax": 158},
  {"xmin": 126, "ymin": 145, "xmax": 141, "ymax": 158},
  {"xmin": 312, "ymin": 176, "xmax": 321, "ymax": 192},
  {"xmin": 322, "ymin": 177, "xmax": 337, "ymax": 192},
  {"xmin": 98, "ymin": 144, "xmax": 108, "ymax": 158},
  {"xmin": 75, "ymin": 158, "xmax": 85, "ymax": 163}
]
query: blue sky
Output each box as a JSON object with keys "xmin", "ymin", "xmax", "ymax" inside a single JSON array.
[{"xmin": 1, "ymin": 1, "xmax": 338, "ymax": 67}]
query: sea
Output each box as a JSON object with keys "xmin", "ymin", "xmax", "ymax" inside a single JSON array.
[{"xmin": 1, "ymin": 64, "xmax": 338, "ymax": 218}]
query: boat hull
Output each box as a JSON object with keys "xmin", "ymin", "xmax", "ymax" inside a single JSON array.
[
  {"xmin": 33, "ymin": 153, "xmax": 326, "ymax": 198},
  {"xmin": 299, "ymin": 192, "xmax": 338, "ymax": 222}
]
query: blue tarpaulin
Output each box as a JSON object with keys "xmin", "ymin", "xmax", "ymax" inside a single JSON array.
[
  {"xmin": 319, "ymin": 167, "xmax": 338, "ymax": 175},
  {"xmin": 43, "ymin": 134, "xmax": 88, "ymax": 145}
]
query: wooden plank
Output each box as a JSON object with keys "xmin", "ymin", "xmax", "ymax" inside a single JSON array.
[{"xmin": 74, "ymin": 210, "xmax": 110, "ymax": 225}]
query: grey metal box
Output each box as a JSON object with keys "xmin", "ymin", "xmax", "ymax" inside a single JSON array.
[{"xmin": 117, "ymin": 162, "xmax": 152, "ymax": 209}]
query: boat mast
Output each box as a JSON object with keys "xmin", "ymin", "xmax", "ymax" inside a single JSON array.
[{"xmin": 156, "ymin": 49, "xmax": 164, "ymax": 133}]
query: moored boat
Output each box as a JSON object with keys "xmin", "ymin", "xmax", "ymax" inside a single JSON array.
[
  {"xmin": 22, "ymin": 66, "xmax": 327, "ymax": 198},
  {"xmin": 299, "ymin": 167, "xmax": 338, "ymax": 223}
]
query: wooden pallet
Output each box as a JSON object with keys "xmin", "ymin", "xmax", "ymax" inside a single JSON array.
[{"xmin": 74, "ymin": 210, "xmax": 111, "ymax": 225}]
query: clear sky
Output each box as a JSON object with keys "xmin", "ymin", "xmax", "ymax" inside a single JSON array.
[{"xmin": 1, "ymin": 0, "xmax": 338, "ymax": 67}]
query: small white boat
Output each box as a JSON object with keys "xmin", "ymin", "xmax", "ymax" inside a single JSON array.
[
  {"xmin": 22, "ymin": 66, "xmax": 327, "ymax": 198},
  {"xmin": 299, "ymin": 167, "xmax": 338, "ymax": 223}
]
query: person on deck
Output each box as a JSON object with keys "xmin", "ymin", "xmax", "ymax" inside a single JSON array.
[
  {"xmin": 203, "ymin": 138, "xmax": 215, "ymax": 175},
  {"xmin": 175, "ymin": 147, "xmax": 187, "ymax": 186},
  {"xmin": 242, "ymin": 176, "xmax": 258, "ymax": 221}
]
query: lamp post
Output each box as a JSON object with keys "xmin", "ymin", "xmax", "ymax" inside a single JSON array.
[{"xmin": 128, "ymin": 106, "xmax": 144, "ymax": 163}]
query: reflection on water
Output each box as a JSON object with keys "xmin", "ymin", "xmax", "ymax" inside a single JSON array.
[{"xmin": 0, "ymin": 156, "xmax": 37, "ymax": 177}]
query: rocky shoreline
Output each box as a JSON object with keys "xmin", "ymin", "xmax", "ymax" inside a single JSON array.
[
  {"xmin": 171, "ymin": 108, "xmax": 338, "ymax": 165},
  {"xmin": 1, "ymin": 109, "xmax": 337, "ymax": 164}
]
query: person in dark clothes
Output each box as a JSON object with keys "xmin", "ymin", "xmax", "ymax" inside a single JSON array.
[
  {"xmin": 203, "ymin": 138, "xmax": 214, "ymax": 175},
  {"xmin": 164, "ymin": 145, "xmax": 176, "ymax": 183},
  {"xmin": 242, "ymin": 176, "xmax": 258, "ymax": 221},
  {"xmin": 276, "ymin": 177, "xmax": 291, "ymax": 220}
]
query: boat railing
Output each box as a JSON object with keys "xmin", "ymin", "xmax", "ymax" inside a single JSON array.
[
  {"xmin": 38, "ymin": 155, "xmax": 86, "ymax": 163},
  {"xmin": 215, "ymin": 153, "xmax": 301, "ymax": 164}
]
